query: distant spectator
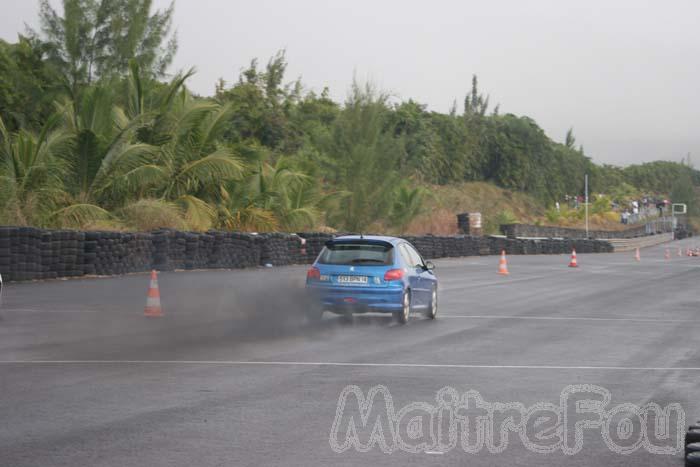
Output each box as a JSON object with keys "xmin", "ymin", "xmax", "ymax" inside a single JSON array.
[
  {"xmin": 621, "ymin": 210, "xmax": 630, "ymax": 224},
  {"xmin": 656, "ymin": 201, "xmax": 664, "ymax": 217},
  {"xmin": 555, "ymin": 201, "xmax": 560, "ymax": 212}
]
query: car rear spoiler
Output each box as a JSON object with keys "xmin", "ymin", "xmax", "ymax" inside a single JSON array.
[{"xmin": 324, "ymin": 239, "xmax": 394, "ymax": 249}]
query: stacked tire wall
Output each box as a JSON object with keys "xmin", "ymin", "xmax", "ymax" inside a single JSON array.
[
  {"xmin": 403, "ymin": 235, "xmax": 612, "ymax": 258},
  {"xmin": 84, "ymin": 232, "xmax": 153, "ymax": 276},
  {"xmin": 501, "ymin": 223, "xmax": 643, "ymax": 239},
  {"xmin": 675, "ymin": 226, "xmax": 693, "ymax": 240},
  {"xmin": 0, "ymin": 226, "xmax": 614, "ymax": 283}
]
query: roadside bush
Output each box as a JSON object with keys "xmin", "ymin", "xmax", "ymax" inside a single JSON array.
[
  {"xmin": 119, "ymin": 199, "xmax": 188, "ymax": 231},
  {"xmin": 545, "ymin": 208, "xmax": 561, "ymax": 223},
  {"xmin": 591, "ymin": 195, "xmax": 612, "ymax": 215},
  {"xmin": 485, "ymin": 209, "xmax": 517, "ymax": 234}
]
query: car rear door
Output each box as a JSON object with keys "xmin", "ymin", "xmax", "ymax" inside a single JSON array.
[
  {"xmin": 398, "ymin": 243, "xmax": 425, "ymax": 306},
  {"xmin": 405, "ymin": 243, "xmax": 435, "ymax": 305}
]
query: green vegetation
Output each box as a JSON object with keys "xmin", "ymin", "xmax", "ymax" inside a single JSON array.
[{"xmin": 1, "ymin": 1, "xmax": 699, "ymax": 232}]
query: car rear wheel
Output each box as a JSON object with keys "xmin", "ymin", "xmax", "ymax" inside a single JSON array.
[
  {"xmin": 426, "ymin": 287, "xmax": 437, "ymax": 319},
  {"xmin": 394, "ymin": 291, "xmax": 410, "ymax": 324}
]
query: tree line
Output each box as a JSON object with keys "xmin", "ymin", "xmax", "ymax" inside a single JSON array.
[{"xmin": 1, "ymin": 1, "xmax": 698, "ymax": 232}]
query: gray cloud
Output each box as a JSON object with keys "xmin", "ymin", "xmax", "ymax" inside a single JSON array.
[{"xmin": 1, "ymin": 0, "xmax": 698, "ymax": 166}]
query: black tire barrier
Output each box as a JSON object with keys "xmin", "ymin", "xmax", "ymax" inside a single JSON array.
[
  {"xmin": 686, "ymin": 442, "xmax": 700, "ymax": 456},
  {"xmin": 676, "ymin": 226, "xmax": 693, "ymax": 240},
  {"xmin": 501, "ymin": 223, "xmax": 673, "ymax": 239},
  {"xmin": 0, "ymin": 226, "xmax": 615, "ymax": 282},
  {"xmin": 687, "ymin": 429, "xmax": 700, "ymax": 446},
  {"xmin": 687, "ymin": 451, "xmax": 700, "ymax": 466}
]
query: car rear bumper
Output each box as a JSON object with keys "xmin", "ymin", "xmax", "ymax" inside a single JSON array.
[{"xmin": 306, "ymin": 284, "xmax": 404, "ymax": 312}]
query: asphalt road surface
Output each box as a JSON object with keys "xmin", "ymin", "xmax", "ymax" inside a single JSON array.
[{"xmin": 1, "ymin": 238, "xmax": 699, "ymax": 466}]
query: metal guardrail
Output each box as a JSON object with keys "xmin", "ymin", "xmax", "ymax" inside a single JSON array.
[
  {"xmin": 644, "ymin": 217, "xmax": 676, "ymax": 235},
  {"xmin": 600, "ymin": 233, "xmax": 674, "ymax": 252},
  {"xmin": 626, "ymin": 206, "xmax": 664, "ymax": 225}
]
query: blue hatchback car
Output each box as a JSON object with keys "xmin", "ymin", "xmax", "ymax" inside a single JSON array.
[{"xmin": 305, "ymin": 235, "xmax": 438, "ymax": 324}]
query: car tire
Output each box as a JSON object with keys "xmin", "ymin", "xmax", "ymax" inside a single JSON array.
[
  {"xmin": 687, "ymin": 451, "xmax": 700, "ymax": 466},
  {"xmin": 394, "ymin": 290, "xmax": 410, "ymax": 324},
  {"xmin": 426, "ymin": 286, "xmax": 438, "ymax": 319}
]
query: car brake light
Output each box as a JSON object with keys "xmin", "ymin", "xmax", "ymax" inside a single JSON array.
[
  {"xmin": 384, "ymin": 269, "xmax": 404, "ymax": 281},
  {"xmin": 307, "ymin": 267, "xmax": 320, "ymax": 280}
]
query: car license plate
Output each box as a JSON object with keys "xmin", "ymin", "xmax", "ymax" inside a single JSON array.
[{"xmin": 337, "ymin": 275, "xmax": 368, "ymax": 284}]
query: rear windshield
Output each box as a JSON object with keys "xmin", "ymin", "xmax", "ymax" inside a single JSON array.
[{"xmin": 318, "ymin": 243, "xmax": 393, "ymax": 265}]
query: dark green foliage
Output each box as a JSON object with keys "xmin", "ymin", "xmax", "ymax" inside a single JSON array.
[
  {"xmin": 216, "ymin": 51, "xmax": 301, "ymax": 152},
  {"xmin": 464, "ymin": 75, "xmax": 489, "ymax": 117},
  {"xmin": 621, "ymin": 161, "xmax": 700, "ymax": 194},
  {"xmin": 670, "ymin": 172, "xmax": 697, "ymax": 215},
  {"xmin": 0, "ymin": 36, "xmax": 61, "ymax": 131},
  {"xmin": 2, "ymin": 3, "xmax": 699, "ymax": 232},
  {"xmin": 320, "ymin": 83, "xmax": 402, "ymax": 231},
  {"xmin": 33, "ymin": 0, "xmax": 177, "ymax": 93},
  {"xmin": 565, "ymin": 128, "xmax": 576, "ymax": 148}
]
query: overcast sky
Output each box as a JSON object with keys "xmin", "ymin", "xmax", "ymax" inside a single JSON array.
[{"xmin": 1, "ymin": 0, "xmax": 698, "ymax": 166}]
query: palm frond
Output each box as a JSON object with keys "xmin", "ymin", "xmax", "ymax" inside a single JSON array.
[
  {"xmin": 172, "ymin": 101, "xmax": 219, "ymax": 143},
  {"xmin": 159, "ymin": 67, "xmax": 196, "ymax": 112},
  {"xmin": 279, "ymin": 206, "xmax": 319, "ymax": 231},
  {"xmin": 119, "ymin": 164, "xmax": 168, "ymax": 192},
  {"xmin": 52, "ymin": 203, "xmax": 112, "ymax": 229},
  {"xmin": 91, "ymin": 143, "xmax": 157, "ymax": 196},
  {"xmin": 176, "ymin": 194, "xmax": 216, "ymax": 231},
  {"xmin": 199, "ymin": 103, "xmax": 233, "ymax": 151},
  {"xmin": 127, "ymin": 60, "xmax": 144, "ymax": 117},
  {"xmin": 224, "ymin": 205, "xmax": 279, "ymax": 232},
  {"xmin": 175, "ymin": 148, "xmax": 244, "ymax": 189}
]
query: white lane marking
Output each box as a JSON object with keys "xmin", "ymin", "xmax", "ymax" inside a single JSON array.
[
  {"xmin": 424, "ymin": 450, "xmax": 445, "ymax": 455},
  {"xmin": 1, "ymin": 360, "xmax": 700, "ymax": 371},
  {"xmin": 0, "ymin": 308, "xmax": 102, "ymax": 313},
  {"xmin": 440, "ymin": 315, "xmax": 699, "ymax": 324}
]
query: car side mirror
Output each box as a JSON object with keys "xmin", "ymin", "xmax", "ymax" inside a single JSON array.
[{"xmin": 424, "ymin": 261, "xmax": 435, "ymax": 271}]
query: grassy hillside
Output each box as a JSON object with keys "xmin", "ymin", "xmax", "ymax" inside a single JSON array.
[
  {"xmin": 404, "ymin": 181, "xmax": 649, "ymax": 235},
  {"xmin": 405, "ymin": 182, "xmax": 545, "ymax": 235}
]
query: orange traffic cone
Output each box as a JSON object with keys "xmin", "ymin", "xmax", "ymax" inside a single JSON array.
[
  {"xmin": 497, "ymin": 250, "xmax": 510, "ymax": 275},
  {"xmin": 144, "ymin": 270, "xmax": 163, "ymax": 317},
  {"xmin": 634, "ymin": 247, "xmax": 641, "ymax": 262},
  {"xmin": 664, "ymin": 249, "xmax": 670, "ymax": 260},
  {"xmin": 568, "ymin": 249, "xmax": 578, "ymax": 267}
]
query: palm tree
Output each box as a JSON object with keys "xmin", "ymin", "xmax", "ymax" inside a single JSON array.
[
  {"xmin": 52, "ymin": 88, "xmax": 158, "ymax": 228},
  {"xmin": 390, "ymin": 184, "xmax": 430, "ymax": 233},
  {"xmin": 0, "ymin": 115, "xmax": 72, "ymax": 226},
  {"xmin": 54, "ymin": 62, "xmax": 217, "ymax": 228},
  {"xmin": 144, "ymin": 99, "xmax": 245, "ymax": 230},
  {"xmin": 224, "ymin": 151, "xmax": 321, "ymax": 232}
]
